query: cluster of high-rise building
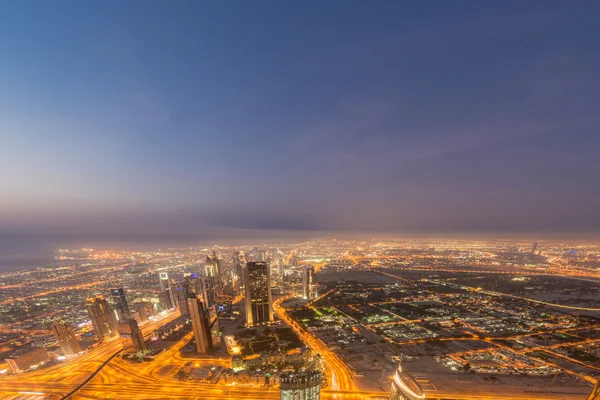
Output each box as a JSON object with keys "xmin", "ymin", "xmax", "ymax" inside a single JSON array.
[
  {"xmin": 48, "ymin": 248, "xmax": 303, "ymax": 361},
  {"xmin": 82, "ymin": 290, "xmax": 147, "ymax": 353}
]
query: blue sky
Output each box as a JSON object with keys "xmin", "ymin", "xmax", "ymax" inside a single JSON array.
[{"xmin": 1, "ymin": 1, "xmax": 599, "ymax": 239}]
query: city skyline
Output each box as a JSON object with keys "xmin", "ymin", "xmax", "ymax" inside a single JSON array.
[
  {"xmin": 1, "ymin": 2, "xmax": 600, "ymax": 399},
  {"xmin": 1, "ymin": 1, "xmax": 599, "ymax": 240},
  {"xmin": 4, "ymin": 240, "xmax": 600, "ymax": 398}
]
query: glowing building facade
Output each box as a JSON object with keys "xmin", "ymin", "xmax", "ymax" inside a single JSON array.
[
  {"xmin": 51, "ymin": 318, "xmax": 82, "ymax": 356},
  {"xmin": 389, "ymin": 361, "xmax": 425, "ymax": 400},
  {"xmin": 86, "ymin": 294, "xmax": 119, "ymax": 341},
  {"xmin": 243, "ymin": 261, "xmax": 273, "ymax": 326},
  {"xmin": 280, "ymin": 371, "xmax": 322, "ymax": 400}
]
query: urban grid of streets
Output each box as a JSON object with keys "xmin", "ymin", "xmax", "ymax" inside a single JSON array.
[{"xmin": 2, "ymin": 239, "xmax": 600, "ymax": 399}]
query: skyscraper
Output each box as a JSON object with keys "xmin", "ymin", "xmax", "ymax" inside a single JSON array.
[
  {"xmin": 258, "ymin": 249, "xmax": 267, "ymax": 261},
  {"xmin": 136, "ymin": 303, "xmax": 150, "ymax": 322},
  {"xmin": 303, "ymin": 266, "xmax": 315, "ymax": 300},
  {"xmin": 86, "ymin": 294, "xmax": 119, "ymax": 342},
  {"xmin": 233, "ymin": 250, "xmax": 244, "ymax": 293},
  {"xmin": 280, "ymin": 371, "xmax": 322, "ymax": 400},
  {"xmin": 202, "ymin": 257, "xmax": 219, "ymax": 306},
  {"xmin": 158, "ymin": 291, "xmax": 171, "ymax": 312},
  {"xmin": 117, "ymin": 318, "xmax": 146, "ymax": 353},
  {"xmin": 389, "ymin": 361, "xmax": 425, "ymax": 400},
  {"xmin": 159, "ymin": 272, "xmax": 169, "ymax": 291},
  {"xmin": 187, "ymin": 293, "xmax": 212, "ymax": 354},
  {"xmin": 172, "ymin": 280, "xmax": 189, "ymax": 316},
  {"xmin": 205, "ymin": 252, "xmax": 222, "ymax": 285},
  {"xmin": 184, "ymin": 272, "xmax": 203, "ymax": 296},
  {"xmin": 51, "ymin": 318, "xmax": 82, "ymax": 356},
  {"xmin": 243, "ymin": 261, "xmax": 273, "ymax": 326},
  {"xmin": 276, "ymin": 248, "xmax": 286, "ymax": 281},
  {"xmin": 110, "ymin": 288, "xmax": 131, "ymax": 321},
  {"xmin": 159, "ymin": 272, "xmax": 176, "ymax": 310}
]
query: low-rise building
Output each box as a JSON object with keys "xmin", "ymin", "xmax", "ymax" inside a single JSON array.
[{"xmin": 6, "ymin": 347, "xmax": 50, "ymax": 373}]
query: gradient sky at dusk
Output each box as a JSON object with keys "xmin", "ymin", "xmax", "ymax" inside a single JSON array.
[{"xmin": 1, "ymin": 1, "xmax": 599, "ymax": 240}]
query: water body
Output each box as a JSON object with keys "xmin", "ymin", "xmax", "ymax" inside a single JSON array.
[
  {"xmin": 0, "ymin": 234, "xmax": 57, "ymax": 272},
  {"xmin": 0, "ymin": 230, "xmax": 314, "ymax": 272}
]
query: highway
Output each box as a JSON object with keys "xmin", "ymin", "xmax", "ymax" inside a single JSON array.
[
  {"xmin": 273, "ymin": 296, "xmax": 356, "ymax": 392},
  {"xmin": 1, "ymin": 302, "xmax": 595, "ymax": 400},
  {"xmin": 0, "ymin": 309, "xmax": 182, "ymax": 399}
]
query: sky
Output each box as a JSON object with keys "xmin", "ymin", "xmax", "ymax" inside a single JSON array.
[{"xmin": 1, "ymin": 1, "xmax": 599, "ymax": 243}]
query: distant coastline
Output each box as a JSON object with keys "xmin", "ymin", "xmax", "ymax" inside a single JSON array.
[{"xmin": 0, "ymin": 254, "xmax": 59, "ymax": 273}]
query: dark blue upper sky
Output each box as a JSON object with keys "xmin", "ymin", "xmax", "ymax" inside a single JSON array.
[{"xmin": 1, "ymin": 1, "xmax": 599, "ymax": 239}]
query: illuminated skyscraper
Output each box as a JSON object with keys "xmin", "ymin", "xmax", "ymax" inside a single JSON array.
[
  {"xmin": 51, "ymin": 318, "xmax": 81, "ymax": 356},
  {"xmin": 158, "ymin": 291, "xmax": 171, "ymax": 311},
  {"xmin": 172, "ymin": 281, "xmax": 189, "ymax": 316},
  {"xmin": 276, "ymin": 248, "xmax": 286, "ymax": 281},
  {"xmin": 159, "ymin": 272, "xmax": 169, "ymax": 291},
  {"xmin": 243, "ymin": 261, "xmax": 273, "ymax": 326},
  {"xmin": 182, "ymin": 272, "xmax": 205, "ymax": 316},
  {"xmin": 204, "ymin": 254, "xmax": 221, "ymax": 302},
  {"xmin": 302, "ymin": 266, "xmax": 315, "ymax": 300},
  {"xmin": 184, "ymin": 272, "xmax": 203, "ymax": 296},
  {"xmin": 233, "ymin": 250, "xmax": 244, "ymax": 293},
  {"xmin": 110, "ymin": 287, "xmax": 131, "ymax": 321},
  {"xmin": 206, "ymin": 251, "xmax": 222, "ymax": 285},
  {"xmin": 86, "ymin": 294, "xmax": 119, "ymax": 342},
  {"xmin": 389, "ymin": 361, "xmax": 425, "ymax": 400},
  {"xmin": 280, "ymin": 370, "xmax": 322, "ymax": 400},
  {"xmin": 259, "ymin": 249, "xmax": 267, "ymax": 262},
  {"xmin": 159, "ymin": 272, "xmax": 176, "ymax": 310},
  {"xmin": 187, "ymin": 293, "xmax": 212, "ymax": 354},
  {"xmin": 118, "ymin": 318, "xmax": 146, "ymax": 353}
]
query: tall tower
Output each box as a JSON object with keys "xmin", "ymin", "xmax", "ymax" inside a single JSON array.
[
  {"xmin": 233, "ymin": 250, "xmax": 244, "ymax": 293},
  {"xmin": 184, "ymin": 272, "xmax": 203, "ymax": 296},
  {"xmin": 206, "ymin": 251, "xmax": 222, "ymax": 287},
  {"xmin": 201, "ymin": 259, "xmax": 216, "ymax": 307},
  {"xmin": 86, "ymin": 294, "xmax": 119, "ymax": 342},
  {"xmin": 243, "ymin": 261, "xmax": 273, "ymax": 326},
  {"xmin": 51, "ymin": 318, "xmax": 82, "ymax": 356},
  {"xmin": 118, "ymin": 319, "xmax": 146, "ymax": 353},
  {"xmin": 172, "ymin": 281, "xmax": 189, "ymax": 316},
  {"xmin": 159, "ymin": 272, "xmax": 176, "ymax": 310},
  {"xmin": 187, "ymin": 293, "xmax": 212, "ymax": 354},
  {"xmin": 280, "ymin": 371, "xmax": 322, "ymax": 400},
  {"xmin": 276, "ymin": 249, "xmax": 286, "ymax": 281},
  {"xmin": 129, "ymin": 319, "xmax": 145, "ymax": 353},
  {"xmin": 389, "ymin": 361, "xmax": 425, "ymax": 400},
  {"xmin": 303, "ymin": 266, "xmax": 315, "ymax": 300},
  {"xmin": 259, "ymin": 249, "xmax": 267, "ymax": 262},
  {"xmin": 110, "ymin": 288, "xmax": 131, "ymax": 321}
]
